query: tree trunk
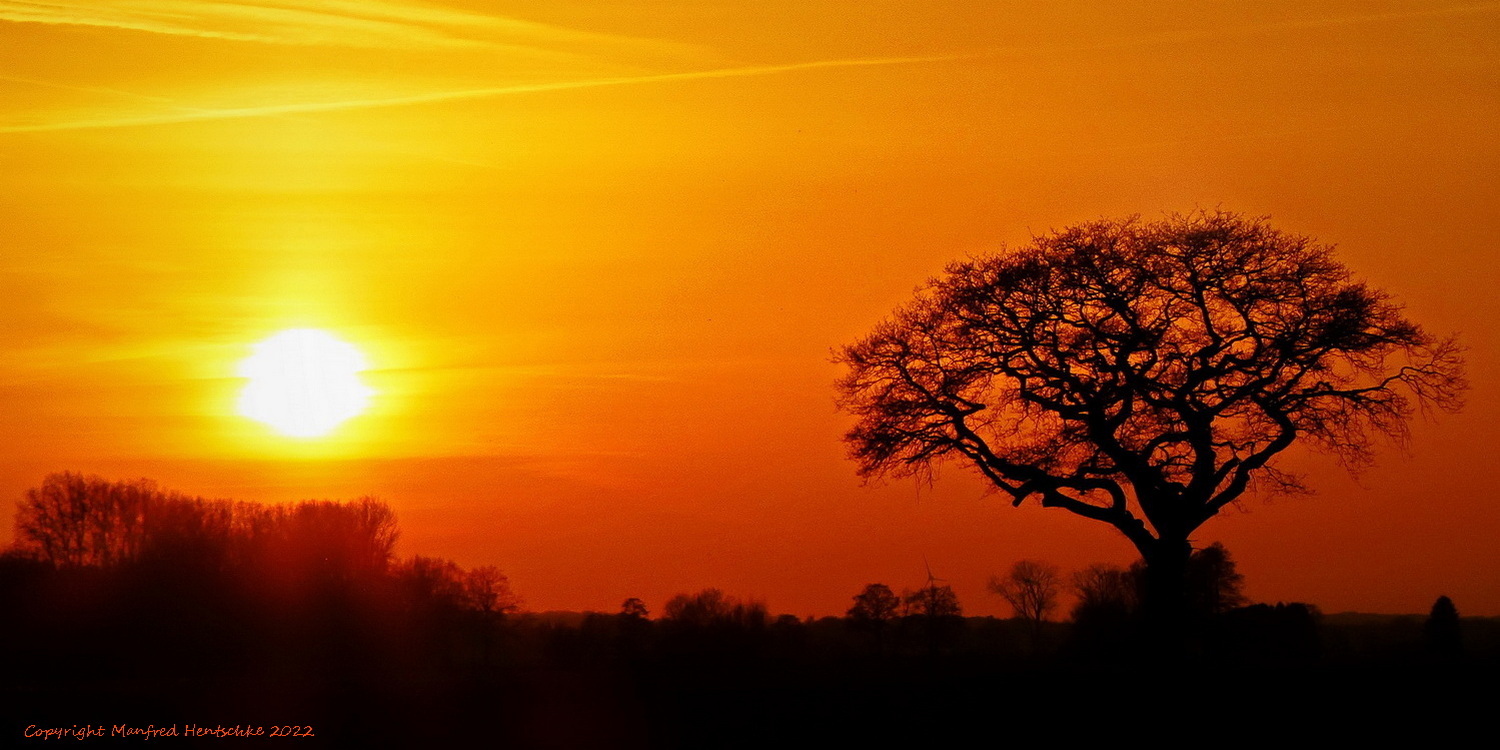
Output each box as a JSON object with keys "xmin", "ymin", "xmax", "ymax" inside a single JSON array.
[{"xmin": 1139, "ymin": 537, "xmax": 1193, "ymax": 653}]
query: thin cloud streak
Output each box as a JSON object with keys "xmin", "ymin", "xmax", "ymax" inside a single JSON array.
[
  {"xmin": 1076, "ymin": 1, "xmax": 1500, "ymax": 52},
  {"xmin": 0, "ymin": 53, "xmax": 986, "ymax": 134},
  {"xmin": 0, "ymin": 0, "xmax": 689, "ymax": 53},
  {"xmin": 0, "ymin": 73, "xmax": 177, "ymax": 103},
  {"xmin": 7, "ymin": 2, "xmax": 1490, "ymax": 135},
  {"xmin": 1, "ymin": 0, "xmax": 451, "ymax": 47}
]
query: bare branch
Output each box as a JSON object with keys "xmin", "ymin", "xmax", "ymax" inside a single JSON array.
[{"xmin": 836, "ymin": 210, "xmax": 1466, "ymax": 559}]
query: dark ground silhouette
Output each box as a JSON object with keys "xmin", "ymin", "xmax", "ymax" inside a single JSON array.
[{"xmin": 3, "ymin": 475, "xmax": 1496, "ymax": 746}]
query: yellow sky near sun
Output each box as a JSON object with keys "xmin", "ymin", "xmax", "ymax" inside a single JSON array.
[{"xmin": 1, "ymin": 1, "xmax": 1498, "ymax": 616}]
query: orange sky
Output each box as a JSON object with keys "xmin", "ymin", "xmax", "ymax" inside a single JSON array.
[{"xmin": 2, "ymin": 1, "xmax": 1497, "ymax": 617}]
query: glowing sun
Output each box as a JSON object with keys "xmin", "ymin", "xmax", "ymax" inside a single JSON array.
[{"xmin": 237, "ymin": 329, "xmax": 373, "ymax": 438}]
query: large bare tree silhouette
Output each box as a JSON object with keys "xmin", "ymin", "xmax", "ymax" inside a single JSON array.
[{"xmin": 836, "ymin": 211, "xmax": 1465, "ymax": 622}]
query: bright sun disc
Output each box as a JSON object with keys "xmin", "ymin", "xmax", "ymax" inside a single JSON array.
[{"xmin": 237, "ymin": 329, "xmax": 373, "ymax": 438}]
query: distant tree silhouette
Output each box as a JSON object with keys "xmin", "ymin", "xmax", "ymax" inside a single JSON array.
[
  {"xmin": 848, "ymin": 583, "xmax": 901, "ymax": 623},
  {"xmin": 398, "ymin": 556, "xmax": 469, "ymax": 610},
  {"xmin": 901, "ymin": 583, "xmax": 961, "ymax": 619},
  {"xmin": 1068, "ymin": 544, "xmax": 1244, "ymax": 639},
  {"xmin": 847, "ymin": 583, "xmax": 901, "ymax": 653},
  {"xmin": 1071, "ymin": 563, "xmax": 1139, "ymax": 623},
  {"xmin": 4, "ymin": 472, "xmax": 534, "ymax": 697},
  {"xmin": 659, "ymin": 588, "xmax": 768, "ymax": 658},
  {"xmin": 463, "ymin": 565, "xmax": 521, "ymax": 616},
  {"xmin": 611, "ymin": 597, "xmax": 653, "ymax": 656},
  {"xmin": 12, "ymin": 473, "xmax": 401, "ymax": 587},
  {"xmin": 275, "ymin": 497, "xmax": 398, "ymax": 581},
  {"xmin": 1424, "ymin": 595, "xmax": 1462, "ymax": 660},
  {"xmin": 988, "ymin": 560, "xmax": 1061, "ymax": 647},
  {"xmin": 15, "ymin": 473, "xmax": 170, "ymax": 567},
  {"xmin": 663, "ymin": 588, "xmax": 768, "ymax": 629},
  {"xmin": 1068, "ymin": 563, "xmax": 1140, "ymax": 655},
  {"xmin": 136, "ymin": 495, "xmax": 238, "ymax": 575},
  {"xmin": 836, "ymin": 211, "xmax": 1465, "ymax": 626},
  {"xmin": 900, "ymin": 582, "xmax": 962, "ymax": 656},
  {"xmin": 1213, "ymin": 602, "xmax": 1320, "ymax": 664},
  {"xmin": 620, "ymin": 597, "xmax": 650, "ymax": 620},
  {"xmin": 451, "ymin": 565, "xmax": 517, "ymax": 666},
  {"xmin": 1185, "ymin": 542, "xmax": 1247, "ymax": 616}
]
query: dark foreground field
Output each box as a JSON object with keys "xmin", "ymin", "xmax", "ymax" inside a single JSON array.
[
  {"xmin": 4, "ymin": 492, "xmax": 1493, "ymax": 747},
  {"xmin": 6, "ymin": 610, "xmax": 1497, "ymax": 748}
]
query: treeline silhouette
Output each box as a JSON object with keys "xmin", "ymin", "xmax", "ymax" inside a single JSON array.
[
  {"xmin": 4, "ymin": 473, "xmax": 1495, "ymax": 747},
  {"xmin": 4, "ymin": 473, "xmax": 517, "ymax": 674},
  {"xmin": 2, "ymin": 473, "xmax": 525, "ymax": 745}
]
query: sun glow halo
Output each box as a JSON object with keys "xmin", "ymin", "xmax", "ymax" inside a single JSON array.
[{"xmin": 237, "ymin": 329, "xmax": 373, "ymax": 438}]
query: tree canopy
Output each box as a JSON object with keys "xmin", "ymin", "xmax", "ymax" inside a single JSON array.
[
  {"xmin": 989, "ymin": 560, "xmax": 1062, "ymax": 632},
  {"xmin": 13, "ymin": 472, "xmax": 398, "ymax": 576},
  {"xmin": 836, "ymin": 211, "xmax": 1465, "ymax": 600},
  {"xmin": 847, "ymin": 583, "xmax": 901, "ymax": 624}
]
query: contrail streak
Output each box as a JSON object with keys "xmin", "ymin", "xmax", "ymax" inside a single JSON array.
[
  {"xmin": 0, "ymin": 53, "xmax": 984, "ymax": 134},
  {"xmin": 7, "ymin": 0, "xmax": 1492, "ymax": 136}
]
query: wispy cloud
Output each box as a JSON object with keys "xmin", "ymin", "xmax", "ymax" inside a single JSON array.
[
  {"xmin": 0, "ymin": 52, "xmax": 984, "ymax": 134},
  {"xmin": 1070, "ymin": 1, "xmax": 1500, "ymax": 52},
  {"xmin": 0, "ymin": 0, "xmax": 681, "ymax": 53},
  {"xmin": 7, "ymin": 2, "xmax": 1492, "ymax": 136},
  {"xmin": 0, "ymin": 73, "xmax": 177, "ymax": 103}
]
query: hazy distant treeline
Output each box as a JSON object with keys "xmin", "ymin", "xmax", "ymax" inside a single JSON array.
[
  {"xmin": 1, "ymin": 472, "xmax": 517, "ymax": 683},
  {"xmin": 2, "ymin": 472, "xmax": 1488, "ymax": 675},
  {"xmin": 2, "ymin": 472, "xmax": 1495, "ymax": 746}
]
